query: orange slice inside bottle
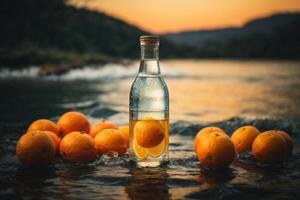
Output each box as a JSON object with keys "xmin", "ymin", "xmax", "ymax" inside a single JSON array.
[
  {"xmin": 133, "ymin": 138, "xmax": 148, "ymax": 160},
  {"xmin": 145, "ymin": 138, "xmax": 166, "ymax": 158},
  {"xmin": 133, "ymin": 116, "xmax": 166, "ymax": 159}
]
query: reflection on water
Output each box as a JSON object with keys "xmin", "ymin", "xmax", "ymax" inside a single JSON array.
[
  {"xmin": 126, "ymin": 167, "xmax": 170, "ymax": 200},
  {"xmin": 2, "ymin": 134, "xmax": 298, "ymax": 200},
  {"xmin": 100, "ymin": 60, "xmax": 300, "ymax": 122},
  {"xmin": 0, "ymin": 60, "xmax": 300, "ymax": 199},
  {"xmin": 197, "ymin": 167, "xmax": 235, "ymax": 186},
  {"xmin": 0, "ymin": 60, "xmax": 299, "ymax": 123},
  {"xmin": 15, "ymin": 167, "xmax": 57, "ymax": 199}
]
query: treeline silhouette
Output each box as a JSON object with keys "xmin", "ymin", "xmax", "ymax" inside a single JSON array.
[
  {"xmin": 0, "ymin": 0, "xmax": 299, "ymax": 67},
  {"xmin": 0, "ymin": 0, "xmax": 188, "ymax": 67}
]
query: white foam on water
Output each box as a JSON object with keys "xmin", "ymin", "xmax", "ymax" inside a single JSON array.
[
  {"xmin": 44, "ymin": 63, "xmax": 137, "ymax": 81},
  {"xmin": 0, "ymin": 62, "xmax": 183, "ymax": 81},
  {"xmin": 0, "ymin": 66, "xmax": 40, "ymax": 79}
]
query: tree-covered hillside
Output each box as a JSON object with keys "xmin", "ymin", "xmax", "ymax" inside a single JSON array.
[
  {"xmin": 0, "ymin": 0, "xmax": 188, "ymax": 67},
  {"xmin": 0, "ymin": 1, "xmax": 298, "ymax": 68}
]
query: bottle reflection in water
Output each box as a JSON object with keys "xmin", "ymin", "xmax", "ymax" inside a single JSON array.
[
  {"xmin": 126, "ymin": 167, "xmax": 169, "ymax": 199},
  {"xmin": 129, "ymin": 35, "xmax": 169, "ymax": 167}
]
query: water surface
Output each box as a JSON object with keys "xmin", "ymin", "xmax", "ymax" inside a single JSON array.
[{"xmin": 0, "ymin": 59, "xmax": 300, "ymax": 199}]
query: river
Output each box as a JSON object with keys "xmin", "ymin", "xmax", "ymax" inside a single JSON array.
[{"xmin": 0, "ymin": 59, "xmax": 299, "ymax": 199}]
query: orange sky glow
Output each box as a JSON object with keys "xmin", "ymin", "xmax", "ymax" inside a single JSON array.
[{"xmin": 68, "ymin": 0, "xmax": 300, "ymax": 33}]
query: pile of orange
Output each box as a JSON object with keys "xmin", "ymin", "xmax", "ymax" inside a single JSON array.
[
  {"xmin": 16, "ymin": 111, "xmax": 294, "ymax": 169},
  {"xmin": 194, "ymin": 125, "xmax": 294, "ymax": 169},
  {"xmin": 16, "ymin": 111, "xmax": 129, "ymax": 166}
]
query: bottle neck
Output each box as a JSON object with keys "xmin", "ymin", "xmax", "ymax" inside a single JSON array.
[
  {"xmin": 139, "ymin": 45, "xmax": 160, "ymax": 75},
  {"xmin": 141, "ymin": 45, "xmax": 159, "ymax": 60}
]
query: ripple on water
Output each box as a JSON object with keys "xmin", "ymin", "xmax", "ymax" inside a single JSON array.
[{"xmin": 0, "ymin": 119, "xmax": 300, "ymax": 199}]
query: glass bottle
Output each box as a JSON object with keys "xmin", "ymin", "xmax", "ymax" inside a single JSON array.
[{"xmin": 129, "ymin": 35, "xmax": 169, "ymax": 167}]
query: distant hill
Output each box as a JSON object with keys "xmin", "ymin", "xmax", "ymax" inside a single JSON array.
[
  {"xmin": 164, "ymin": 13, "xmax": 300, "ymax": 59},
  {"xmin": 0, "ymin": 1, "xmax": 299, "ymax": 67},
  {"xmin": 0, "ymin": 0, "xmax": 186, "ymax": 67}
]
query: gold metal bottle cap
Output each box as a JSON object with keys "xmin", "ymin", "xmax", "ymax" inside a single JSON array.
[{"xmin": 140, "ymin": 35, "xmax": 160, "ymax": 45}]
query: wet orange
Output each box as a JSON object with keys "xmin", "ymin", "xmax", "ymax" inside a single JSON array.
[
  {"xmin": 89, "ymin": 120, "xmax": 118, "ymax": 138},
  {"xmin": 27, "ymin": 119, "xmax": 59, "ymax": 136},
  {"xmin": 41, "ymin": 131, "xmax": 60, "ymax": 152},
  {"xmin": 16, "ymin": 131, "xmax": 56, "ymax": 166},
  {"xmin": 57, "ymin": 111, "xmax": 90, "ymax": 137},
  {"xmin": 94, "ymin": 129, "xmax": 127, "ymax": 156},
  {"xmin": 194, "ymin": 127, "xmax": 226, "ymax": 151},
  {"xmin": 59, "ymin": 131, "xmax": 97, "ymax": 163},
  {"xmin": 231, "ymin": 125, "xmax": 260, "ymax": 154},
  {"xmin": 252, "ymin": 131, "xmax": 288, "ymax": 162},
  {"xmin": 196, "ymin": 132, "xmax": 235, "ymax": 169},
  {"xmin": 119, "ymin": 125, "xmax": 129, "ymax": 147},
  {"xmin": 272, "ymin": 130, "xmax": 293, "ymax": 155},
  {"xmin": 134, "ymin": 120, "xmax": 164, "ymax": 148}
]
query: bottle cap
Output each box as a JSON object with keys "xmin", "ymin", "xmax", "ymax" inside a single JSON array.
[{"xmin": 140, "ymin": 35, "xmax": 159, "ymax": 46}]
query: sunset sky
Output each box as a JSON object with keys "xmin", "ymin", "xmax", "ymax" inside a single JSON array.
[{"xmin": 68, "ymin": 0, "xmax": 300, "ymax": 33}]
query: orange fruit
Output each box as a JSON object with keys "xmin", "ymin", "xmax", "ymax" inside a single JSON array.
[
  {"xmin": 194, "ymin": 127, "xmax": 226, "ymax": 151},
  {"xmin": 119, "ymin": 125, "xmax": 129, "ymax": 147},
  {"xmin": 16, "ymin": 131, "xmax": 56, "ymax": 166},
  {"xmin": 89, "ymin": 120, "xmax": 118, "ymax": 138},
  {"xmin": 196, "ymin": 132, "xmax": 235, "ymax": 169},
  {"xmin": 57, "ymin": 111, "xmax": 90, "ymax": 137},
  {"xmin": 231, "ymin": 125, "xmax": 260, "ymax": 154},
  {"xmin": 27, "ymin": 119, "xmax": 59, "ymax": 136},
  {"xmin": 42, "ymin": 131, "xmax": 60, "ymax": 152},
  {"xmin": 132, "ymin": 133, "xmax": 166, "ymax": 160},
  {"xmin": 134, "ymin": 120, "xmax": 164, "ymax": 148},
  {"xmin": 28, "ymin": 130, "xmax": 61, "ymax": 152},
  {"xmin": 272, "ymin": 130, "xmax": 293, "ymax": 155},
  {"xmin": 59, "ymin": 131, "xmax": 97, "ymax": 163},
  {"xmin": 94, "ymin": 129, "xmax": 127, "ymax": 156},
  {"xmin": 252, "ymin": 131, "xmax": 288, "ymax": 162}
]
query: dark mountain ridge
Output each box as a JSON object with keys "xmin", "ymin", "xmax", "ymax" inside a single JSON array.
[
  {"xmin": 164, "ymin": 13, "xmax": 300, "ymax": 45},
  {"xmin": 163, "ymin": 12, "xmax": 300, "ymax": 59}
]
